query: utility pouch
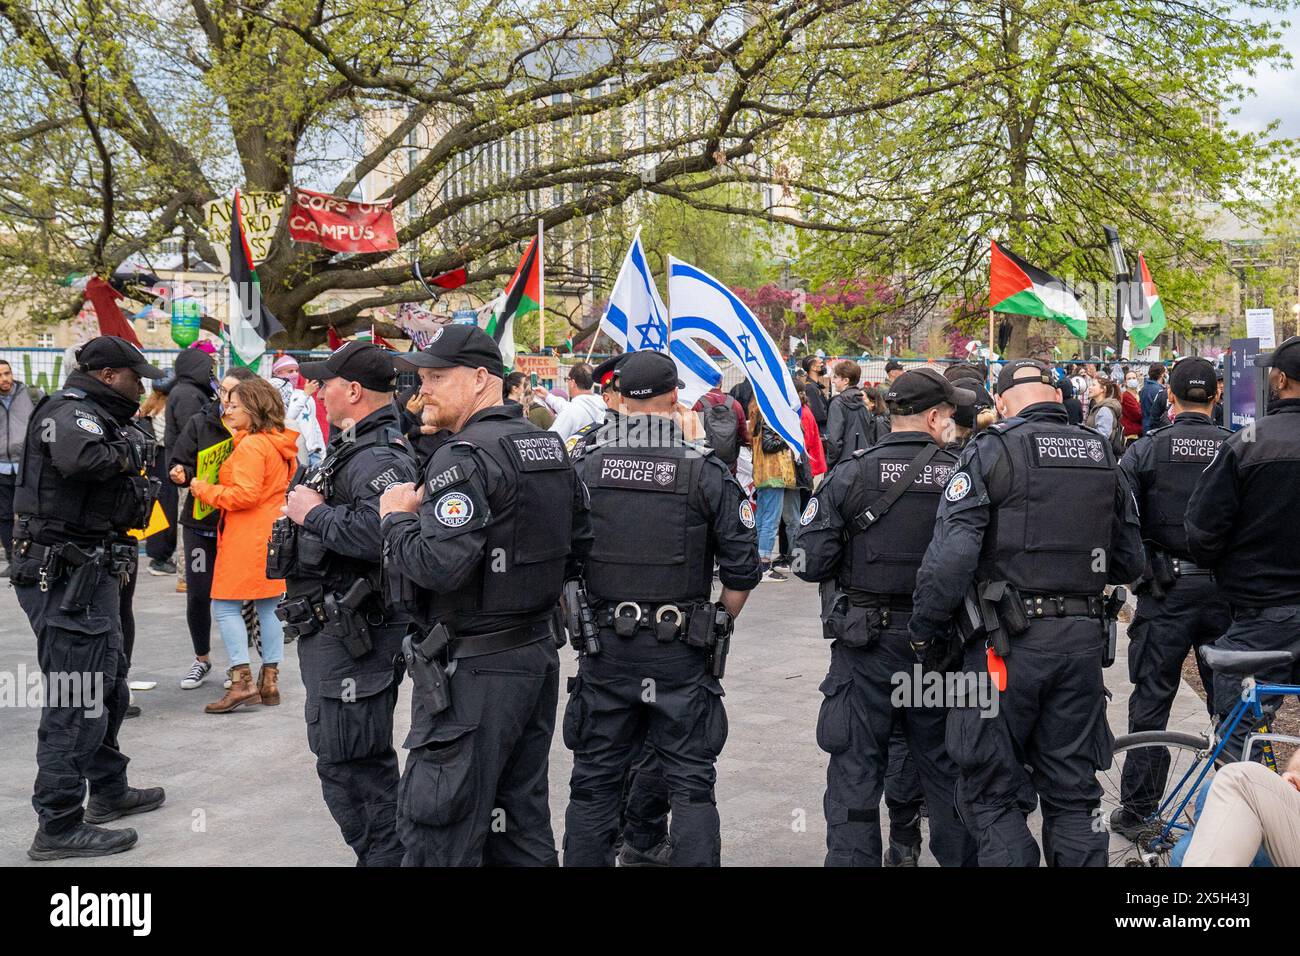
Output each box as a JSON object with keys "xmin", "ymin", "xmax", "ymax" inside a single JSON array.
[
  {"xmin": 837, "ymin": 604, "xmax": 884, "ymax": 650},
  {"xmin": 1151, "ymin": 550, "xmax": 1176, "ymax": 591},
  {"xmin": 275, "ymin": 594, "xmax": 323, "ymax": 639},
  {"xmin": 685, "ymin": 603, "xmax": 716, "ymax": 649},
  {"xmin": 265, "ymin": 518, "xmax": 298, "ymax": 580},
  {"xmin": 297, "ymin": 530, "xmax": 329, "ymax": 571},
  {"xmin": 404, "ymin": 623, "xmax": 453, "ymax": 717}
]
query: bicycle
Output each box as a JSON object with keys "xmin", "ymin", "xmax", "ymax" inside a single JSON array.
[{"xmin": 1098, "ymin": 644, "xmax": 1300, "ymax": 867}]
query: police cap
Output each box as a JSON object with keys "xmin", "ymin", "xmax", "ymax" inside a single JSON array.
[
  {"xmin": 76, "ymin": 336, "xmax": 165, "ymax": 378},
  {"xmin": 300, "ymin": 341, "xmax": 398, "ymax": 392},
  {"xmin": 396, "ymin": 324, "xmax": 504, "ymax": 379},
  {"xmin": 617, "ymin": 351, "xmax": 683, "ymax": 399}
]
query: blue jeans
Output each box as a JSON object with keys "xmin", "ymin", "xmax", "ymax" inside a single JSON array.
[
  {"xmin": 755, "ymin": 487, "xmax": 798, "ymax": 561},
  {"xmin": 213, "ymin": 597, "xmax": 283, "ymax": 667}
]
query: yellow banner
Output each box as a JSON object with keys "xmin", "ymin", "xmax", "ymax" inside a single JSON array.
[{"xmin": 192, "ymin": 436, "xmax": 234, "ymax": 520}]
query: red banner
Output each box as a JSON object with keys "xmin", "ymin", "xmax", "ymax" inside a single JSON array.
[{"xmin": 288, "ymin": 187, "xmax": 398, "ymax": 253}]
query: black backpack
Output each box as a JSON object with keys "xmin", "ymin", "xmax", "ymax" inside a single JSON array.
[{"xmin": 700, "ymin": 400, "xmax": 740, "ymax": 465}]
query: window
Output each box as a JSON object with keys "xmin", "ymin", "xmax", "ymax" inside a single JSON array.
[{"xmin": 36, "ymin": 332, "xmax": 54, "ymax": 348}]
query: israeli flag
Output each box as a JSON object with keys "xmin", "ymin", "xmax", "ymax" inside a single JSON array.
[
  {"xmin": 668, "ymin": 330, "xmax": 723, "ymax": 406},
  {"xmin": 599, "ymin": 228, "xmax": 669, "ymax": 353},
  {"xmin": 668, "ymin": 256, "xmax": 804, "ymax": 459}
]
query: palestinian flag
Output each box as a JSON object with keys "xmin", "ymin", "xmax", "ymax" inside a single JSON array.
[
  {"xmin": 484, "ymin": 236, "xmax": 540, "ymax": 371},
  {"xmin": 227, "ymin": 189, "xmax": 284, "ymax": 366},
  {"xmin": 989, "ymin": 240, "xmax": 1088, "ymax": 340},
  {"xmin": 1127, "ymin": 253, "xmax": 1167, "ymax": 352}
]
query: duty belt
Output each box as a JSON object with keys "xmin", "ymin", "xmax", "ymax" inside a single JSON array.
[
  {"xmin": 1172, "ymin": 558, "xmax": 1212, "ymax": 577},
  {"xmin": 598, "ymin": 601, "xmax": 693, "ymax": 641},
  {"xmin": 1021, "ymin": 593, "xmax": 1106, "ymax": 620},
  {"xmin": 449, "ymin": 619, "xmax": 555, "ymax": 661}
]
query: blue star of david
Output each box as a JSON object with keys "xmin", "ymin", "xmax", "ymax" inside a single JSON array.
[
  {"xmin": 737, "ymin": 333, "xmax": 758, "ymax": 364},
  {"xmin": 634, "ymin": 316, "xmax": 667, "ymax": 350}
]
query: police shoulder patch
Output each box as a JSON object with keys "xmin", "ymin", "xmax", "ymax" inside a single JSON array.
[
  {"xmin": 75, "ymin": 415, "xmax": 104, "ymax": 436},
  {"xmin": 739, "ymin": 499, "xmax": 755, "ymax": 529},
  {"xmin": 368, "ymin": 467, "xmax": 402, "ymax": 494},
  {"xmin": 800, "ymin": 497, "xmax": 819, "ymax": 525},
  {"xmin": 944, "ymin": 471, "xmax": 972, "ymax": 502},
  {"xmin": 425, "ymin": 462, "xmax": 466, "ymax": 493},
  {"xmin": 433, "ymin": 490, "xmax": 475, "ymax": 527}
]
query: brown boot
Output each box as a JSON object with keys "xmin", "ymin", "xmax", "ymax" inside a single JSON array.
[
  {"xmin": 257, "ymin": 664, "xmax": 281, "ymax": 706},
  {"xmin": 205, "ymin": 664, "xmax": 261, "ymax": 713}
]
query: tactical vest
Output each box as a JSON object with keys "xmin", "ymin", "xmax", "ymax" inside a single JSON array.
[
  {"xmin": 1143, "ymin": 418, "xmax": 1228, "ymax": 557},
  {"xmin": 427, "ymin": 420, "xmax": 575, "ymax": 619},
  {"xmin": 14, "ymin": 387, "xmax": 155, "ymax": 543},
  {"xmin": 978, "ymin": 419, "xmax": 1118, "ymax": 595},
  {"xmin": 287, "ymin": 420, "xmax": 419, "ymax": 596},
  {"xmin": 840, "ymin": 441, "xmax": 956, "ymax": 597},
  {"xmin": 579, "ymin": 434, "xmax": 712, "ymax": 603}
]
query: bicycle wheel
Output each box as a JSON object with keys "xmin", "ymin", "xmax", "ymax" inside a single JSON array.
[{"xmin": 1098, "ymin": 731, "xmax": 1227, "ymax": 867}]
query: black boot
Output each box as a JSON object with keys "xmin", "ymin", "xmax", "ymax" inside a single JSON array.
[
  {"xmin": 883, "ymin": 838, "xmax": 921, "ymax": 867},
  {"xmin": 618, "ymin": 838, "xmax": 672, "ymax": 867},
  {"xmin": 28, "ymin": 823, "xmax": 138, "ymax": 861},
  {"xmin": 84, "ymin": 786, "xmax": 166, "ymax": 824}
]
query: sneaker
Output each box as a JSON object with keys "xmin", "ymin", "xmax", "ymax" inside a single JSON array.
[
  {"xmin": 147, "ymin": 558, "xmax": 177, "ymax": 576},
  {"xmin": 28, "ymin": 823, "xmax": 138, "ymax": 861},
  {"xmin": 84, "ymin": 786, "xmax": 166, "ymax": 824},
  {"xmin": 124, "ymin": 704, "xmax": 141, "ymax": 719},
  {"xmin": 762, "ymin": 566, "xmax": 789, "ymax": 583},
  {"xmin": 1108, "ymin": 806, "xmax": 1151, "ymax": 841},
  {"xmin": 181, "ymin": 659, "xmax": 212, "ymax": 689}
]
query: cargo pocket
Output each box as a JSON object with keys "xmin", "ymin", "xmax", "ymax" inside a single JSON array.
[
  {"xmin": 815, "ymin": 676, "xmax": 854, "ymax": 755},
  {"xmin": 399, "ymin": 721, "xmax": 478, "ymax": 828},
  {"xmin": 702, "ymin": 679, "xmax": 728, "ymax": 757},
  {"xmin": 561, "ymin": 674, "xmax": 587, "ymax": 751},
  {"xmin": 1090, "ymin": 695, "xmax": 1115, "ymax": 773},
  {"xmin": 317, "ymin": 669, "xmax": 398, "ymax": 763}
]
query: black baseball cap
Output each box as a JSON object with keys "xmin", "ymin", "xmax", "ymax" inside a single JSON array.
[
  {"xmin": 943, "ymin": 364, "xmax": 993, "ymax": 426},
  {"xmin": 617, "ymin": 350, "xmax": 683, "ymax": 400},
  {"xmin": 1169, "ymin": 357, "xmax": 1216, "ymax": 403},
  {"xmin": 593, "ymin": 353, "xmax": 629, "ymax": 390},
  {"xmin": 396, "ymin": 324, "xmax": 504, "ymax": 379},
  {"xmin": 300, "ymin": 341, "xmax": 398, "ymax": 392},
  {"xmin": 76, "ymin": 336, "xmax": 164, "ymax": 378},
  {"xmin": 885, "ymin": 367, "xmax": 974, "ymax": 415},
  {"xmin": 997, "ymin": 358, "xmax": 1055, "ymax": 394},
  {"xmin": 884, "ymin": 359, "xmax": 904, "ymax": 373},
  {"xmin": 1257, "ymin": 335, "xmax": 1300, "ymax": 378}
]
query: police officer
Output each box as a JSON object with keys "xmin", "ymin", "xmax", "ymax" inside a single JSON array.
[
  {"xmin": 271, "ymin": 342, "xmax": 421, "ymax": 866},
  {"xmin": 572, "ymin": 354, "xmax": 674, "ymax": 866},
  {"xmin": 1111, "ymin": 357, "xmax": 1230, "ymax": 836},
  {"xmin": 795, "ymin": 368, "xmax": 978, "ymax": 867},
  {"xmin": 13, "ymin": 336, "xmax": 166, "ymax": 860},
  {"xmin": 562, "ymin": 350, "xmax": 759, "ymax": 866},
  {"xmin": 910, "ymin": 359, "xmax": 1144, "ymax": 867},
  {"xmin": 1187, "ymin": 335, "xmax": 1300, "ymax": 760},
  {"xmin": 943, "ymin": 363, "xmax": 995, "ymax": 453},
  {"xmin": 378, "ymin": 325, "xmax": 590, "ymax": 866}
]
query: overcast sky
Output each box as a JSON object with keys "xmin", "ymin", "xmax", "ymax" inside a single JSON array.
[{"xmin": 1228, "ymin": 9, "xmax": 1300, "ymax": 140}]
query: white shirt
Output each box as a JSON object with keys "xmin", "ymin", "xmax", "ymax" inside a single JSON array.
[{"xmin": 550, "ymin": 392, "xmax": 606, "ymax": 440}]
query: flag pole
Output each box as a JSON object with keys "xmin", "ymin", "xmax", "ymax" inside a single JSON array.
[
  {"xmin": 537, "ymin": 219, "xmax": 545, "ymax": 353},
  {"xmin": 987, "ymin": 308, "xmax": 995, "ymax": 392}
]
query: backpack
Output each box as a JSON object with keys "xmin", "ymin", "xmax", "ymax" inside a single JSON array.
[{"xmin": 700, "ymin": 399, "xmax": 740, "ymax": 465}]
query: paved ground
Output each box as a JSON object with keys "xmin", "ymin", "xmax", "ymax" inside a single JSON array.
[{"xmin": 0, "ymin": 571, "xmax": 1207, "ymax": 866}]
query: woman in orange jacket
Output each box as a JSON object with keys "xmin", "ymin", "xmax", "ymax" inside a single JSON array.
[{"xmin": 189, "ymin": 375, "xmax": 299, "ymax": 713}]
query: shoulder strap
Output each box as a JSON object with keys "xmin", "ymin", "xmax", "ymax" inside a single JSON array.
[{"xmin": 851, "ymin": 443, "xmax": 940, "ymax": 532}]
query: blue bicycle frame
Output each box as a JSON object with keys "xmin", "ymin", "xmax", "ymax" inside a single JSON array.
[{"xmin": 1143, "ymin": 677, "xmax": 1300, "ymax": 854}]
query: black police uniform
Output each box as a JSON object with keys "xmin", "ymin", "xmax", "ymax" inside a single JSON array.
[
  {"xmin": 275, "ymin": 403, "xmax": 420, "ymax": 866},
  {"xmin": 1186, "ymin": 382, "xmax": 1300, "ymax": 760},
  {"xmin": 563, "ymin": 411, "xmax": 759, "ymax": 866},
  {"xmin": 910, "ymin": 395, "xmax": 1144, "ymax": 867},
  {"xmin": 382, "ymin": 403, "xmax": 589, "ymax": 866},
  {"xmin": 11, "ymin": 368, "xmax": 160, "ymax": 841},
  {"xmin": 1117, "ymin": 410, "xmax": 1229, "ymax": 814},
  {"xmin": 795, "ymin": 430, "xmax": 977, "ymax": 867},
  {"xmin": 566, "ymin": 403, "xmax": 675, "ymax": 860}
]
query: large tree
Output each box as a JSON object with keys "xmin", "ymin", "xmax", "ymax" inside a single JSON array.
[
  {"xmin": 0, "ymin": 0, "xmax": 997, "ymax": 346},
  {"xmin": 791, "ymin": 0, "xmax": 1298, "ymax": 357}
]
